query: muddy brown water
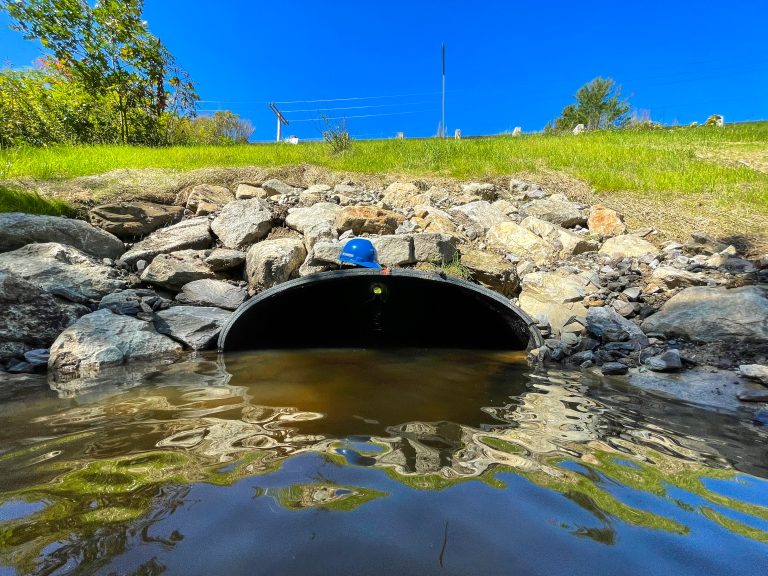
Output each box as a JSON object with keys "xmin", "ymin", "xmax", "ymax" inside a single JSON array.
[{"xmin": 1, "ymin": 350, "xmax": 767, "ymax": 575}]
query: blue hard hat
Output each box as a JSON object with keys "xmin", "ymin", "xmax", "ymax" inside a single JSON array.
[{"xmin": 339, "ymin": 238, "xmax": 382, "ymax": 269}]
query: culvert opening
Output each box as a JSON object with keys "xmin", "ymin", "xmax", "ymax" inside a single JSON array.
[{"xmin": 218, "ymin": 269, "xmax": 543, "ymax": 351}]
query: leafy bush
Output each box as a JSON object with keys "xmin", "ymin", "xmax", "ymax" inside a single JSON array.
[{"xmin": 322, "ymin": 116, "xmax": 351, "ymax": 154}]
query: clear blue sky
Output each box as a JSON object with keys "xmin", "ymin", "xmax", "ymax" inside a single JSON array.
[{"xmin": 2, "ymin": 1, "xmax": 766, "ymax": 141}]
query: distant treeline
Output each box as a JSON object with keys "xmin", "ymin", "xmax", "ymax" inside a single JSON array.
[{"xmin": 0, "ymin": 0, "xmax": 253, "ymax": 148}]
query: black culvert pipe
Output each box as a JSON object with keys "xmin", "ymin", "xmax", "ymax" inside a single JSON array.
[{"xmin": 218, "ymin": 269, "xmax": 543, "ymax": 351}]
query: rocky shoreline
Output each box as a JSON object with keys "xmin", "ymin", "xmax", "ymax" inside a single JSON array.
[{"xmin": 1, "ymin": 172, "xmax": 767, "ymax": 400}]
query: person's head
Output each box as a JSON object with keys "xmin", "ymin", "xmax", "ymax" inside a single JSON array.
[{"xmin": 338, "ymin": 238, "xmax": 381, "ymax": 269}]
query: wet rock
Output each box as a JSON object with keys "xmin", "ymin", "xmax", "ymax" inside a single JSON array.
[
  {"xmin": 262, "ymin": 178, "xmax": 301, "ymax": 197},
  {"xmin": 119, "ymin": 217, "xmax": 212, "ymax": 266},
  {"xmin": 651, "ymin": 266, "xmax": 710, "ymax": 289},
  {"xmin": 0, "ymin": 242, "xmax": 127, "ymax": 302},
  {"xmin": 371, "ymin": 235, "xmax": 415, "ymax": 267},
  {"xmin": 449, "ymin": 201, "xmax": 509, "ymax": 234},
  {"xmin": 738, "ymin": 364, "xmax": 768, "ymax": 385},
  {"xmin": 601, "ymin": 362, "xmax": 629, "ymax": 375},
  {"xmin": 211, "ymin": 199, "xmax": 273, "ymax": 249},
  {"xmin": 140, "ymin": 250, "xmax": 217, "ymax": 291},
  {"xmin": 205, "ymin": 248, "xmax": 246, "ymax": 271},
  {"xmin": 0, "ymin": 272, "xmax": 88, "ymax": 361},
  {"xmin": 335, "ymin": 206, "xmax": 405, "ymax": 235},
  {"xmin": 24, "ymin": 349, "xmax": 50, "ymax": 368},
  {"xmin": 154, "ymin": 306, "xmax": 231, "ymax": 350},
  {"xmin": 411, "ymin": 233, "xmax": 458, "ymax": 264},
  {"xmin": 738, "ymin": 390, "xmax": 768, "ymax": 402},
  {"xmin": 642, "ymin": 286, "xmax": 768, "ymax": 344},
  {"xmin": 48, "ymin": 309, "xmax": 182, "ymax": 379},
  {"xmin": 0, "ymin": 212, "xmax": 125, "ymax": 259},
  {"xmin": 6, "ymin": 359, "xmax": 35, "ymax": 373},
  {"xmin": 486, "ymin": 222, "xmax": 555, "ymax": 265},
  {"xmin": 176, "ymin": 279, "xmax": 247, "ymax": 310},
  {"xmin": 521, "ymin": 216, "xmax": 598, "ymax": 257},
  {"xmin": 644, "ymin": 349, "xmax": 683, "ymax": 372},
  {"xmin": 587, "ymin": 205, "xmax": 626, "ymax": 236},
  {"xmin": 245, "ymin": 238, "xmax": 306, "ymax": 291},
  {"xmin": 599, "ymin": 235, "xmax": 661, "ymax": 259},
  {"xmin": 519, "ymin": 198, "xmax": 587, "ymax": 228},
  {"xmin": 88, "ymin": 202, "xmax": 184, "ymax": 239},
  {"xmin": 586, "ymin": 306, "xmax": 648, "ymax": 346},
  {"xmin": 183, "ymin": 184, "xmax": 235, "ymax": 215},
  {"xmin": 460, "ymin": 249, "xmax": 519, "ymax": 296}
]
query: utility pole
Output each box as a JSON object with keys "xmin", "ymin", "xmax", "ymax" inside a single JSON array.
[
  {"xmin": 441, "ymin": 43, "xmax": 446, "ymax": 138},
  {"xmin": 269, "ymin": 103, "xmax": 289, "ymax": 142}
]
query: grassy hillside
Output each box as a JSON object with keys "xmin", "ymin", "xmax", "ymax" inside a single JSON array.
[{"xmin": 2, "ymin": 122, "xmax": 767, "ymax": 250}]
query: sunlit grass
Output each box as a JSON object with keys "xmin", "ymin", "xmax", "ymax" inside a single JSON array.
[
  {"xmin": 0, "ymin": 184, "xmax": 73, "ymax": 215},
  {"xmin": 2, "ymin": 122, "xmax": 767, "ymax": 213}
]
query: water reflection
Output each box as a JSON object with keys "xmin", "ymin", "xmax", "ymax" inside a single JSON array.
[{"xmin": 1, "ymin": 350, "xmax": 768, "ymax": 574}]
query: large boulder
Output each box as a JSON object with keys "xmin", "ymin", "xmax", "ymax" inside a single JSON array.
[
  {"xmin": 211, "ymin": 199, "xmax": 273, "ymax": 249},
  {"xmin": 153, "ymin": 306, "xmax": 231, "ymax": 350},
  {"xmin": 519, "ymin": 198, "xmax": 587, "ymax": 228},
  {"xmin": 599, "ymin": 235, "xmax": 660, "ymax": 259},
  {"xmin": 521, "ymin": 216, "xmax": 598, "ymax": 257},
  {"xmin": 371, "ymin": 235, "xmax": 415, "ymax": 267},
  {"xmin": 88, "ymin": 201, "xmax": 184, "ymax": 239},
  {"xmin": 486, "ymin": 222, "xmax": 555, "ymax": 265},
  {"xmin": 460, "ymin": 250, "xmax": 518, "ymax": 297},
  {"xmin": 176, "ymin": 279, "xmax": 247, "ymax": 310},
  {"xmin": 0, "ymin": 242, "xmax": 127, "ymax": 302},
  {"xmin": 183, "ymin": 184, "xmax": 234, "ymax": 215},
  {"xmin": 587, "ymin": 306, "xmax": 648, "ymax": 346},
  {"xmin": 412, "ymin": 233, "xmax": 458, "ymax": 264},
  {"xmin": 119, "ymin": 217, "xmax": 212, "ymax": 266},
  {"xmin": 518, "ymin": 270, "xmax": 593, "ymax": 336},
  {"xmin": 335, "ymin": 206, "xmax": 405, "ymax": 235},
  {"xmin": 0, "ymin": 212, "xmax": 125, "ymax": 259},
  {"xmin": 140, "ymin": 250, "xmax": 218, "ymax": 291},
  {"xmin": 48, "ymin": 309, "xmax": 182, "ymax": 379},
  {"xmin": 642, "ymin": 286, "xmax": 768, "ymax": 344},
  {"xmin": 587, "ymin": 205, "xmax": 626, "ymax": 236},
  {"xmin": 382, "ymin": 182, "xmax": 420, "ymax": 209},
  {"xmin": 285, "ymin": 202, "xmax": 343, "ymax": 250},
  {"xmin": 245, "ymin": 238, "xmax": 306, "ymax": 291},
  {"xmin": 0, "ymin": 272, "xmax": 88, "ymax": 362},
  {"xmin": 449, "ymin": 201, "xmax": 509, "ymax": 234},
  {"xmin": 205, "ymin": 248, "xmax": 246, "ymax": 271}
]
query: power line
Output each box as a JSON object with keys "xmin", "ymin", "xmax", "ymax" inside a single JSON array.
[
  {"xmin": 289, "ymin": 110, "xmax": 430, "ymax": 123},
  {"xmin": 281, "ymin": 101, "xmax": 426, "ymax": 114}
]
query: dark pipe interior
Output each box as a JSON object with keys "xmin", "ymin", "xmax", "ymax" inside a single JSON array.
[{"xmin": 218, "ymin": 269, "xmax": 542, "ymax": 351}]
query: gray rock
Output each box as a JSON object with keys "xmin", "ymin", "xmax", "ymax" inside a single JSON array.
[
  {"xmin": 460, "ymin": 182, "xmax": 497, "ymax": 201},
  {"xmin": 205, "ymin": 248, "xmax": 246, "ymax": 271},
  {"xmin": 262, "ymin": 178, "xmax": 301, "ymax": 196},
  {"xmin": 371, "ymin": 235, "xmax": 415, "ymax": 267},
  {"xmin": 140, "ymin": 250, "xmax": 217, "ymax": 291},
  {"xmin": 587, "ymin": 306, "xmax": 648, "ymax": 346},
  {"xmin": 119, "ymin": 217, "xmax": 212, "ymax": 266},
  {"xmin": 211, "ymin": 199, "xmax": 273, "ymax": 249},
  {"xmin": 519, "ymin": 198, "xmax": 587, "ymax": 228},
  {"xmin": 48, "ymin": 309, "xmax": 182, "ymax": 379},
  {"xmin": 599, "ymin": 235, "xmax": 661, "ymax": 259},
  {"xmin": 460, "ymin": 249, "xmax": 519, "ymax": 297},
  {"xmin": 98, "ymin": 288, "xmax": 170, "ymax": 317},
  {"xmin": 0, "ymin": 212, "xmax": 125, "ymax": 259},
  {"xmin": 521, "ymin": 216, "xmax": 598, "ymax": 257},
  {"xmin": 644, "ymin": 349, "xmax": 683, "ymax": 372},
  {"xmin": 395, "ymin": 220, "xmax": 420, "ymax": 235},
  {"xmin": 245, "ymin": 238, "xmax": 307, "ymax": 291},
  {"xmin": 24, "ymin": 349, "xmax": 50, "ymax": 367},
  {"xmin": 611, "ymin": 299, "xmax": 635, "ymax": 318},
  {"xmin": 518, "ymin": 270, "xmax": 591, "ymax": 337},
  {"xmin": 651, "ymin": 266, "xmax": 710, "ymax": 289},
  {"xmin": 449, "ymin": 201, "xmax": 509, "ymax": 234},
  {"xmin": 0, "ymin": 272, "xmax": 88, "ymax": 360},
  {"xmin": 685, "ymin": 231, "xmax": 729, "ymax": 256},
  {"xmin": 311, "ymin": 242, "xmax": 344, "ymax": 265},
  {"xmin": 642, "ymin": 286, "xmax": 768, "ymax": 344},
  {"xmin": 88, "ymin": 202, "xmax": 184, "ymax": 239},
  {"xmin": 601, "ymin": 362, "xmax": 629, "ymax": 375},
  {"xmin": 622, "ymin": 286, "xmax": 642, "ymax": 301},
  {"xmin": 486, "ymin": 222, "xmax": 556, "ymax": 265},
  {"xmin": 285, "ymin": 202, "xmax": 342, "ymax": 233},
  {"xmin": 176, "ymin": 279, "xmax": 247, "ymax": 310},
  {"xmin": 738, "ymin": 364, "xmax": 768, "ymax": 385},
  {"xmin": 412, "ymin": 233, "xmax": 458, "ymax": 264},
  {"xmin": 153, "ymin": 306, "xmax": 231, "ymax": 350},
  {"xmin": 0, "ymin": 242, "xmax": 127, "ymax": 302}
]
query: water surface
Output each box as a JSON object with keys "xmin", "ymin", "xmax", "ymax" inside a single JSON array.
[{"xmin": 1, "ymin": 350, "xmax": 767, "ymax": 575}]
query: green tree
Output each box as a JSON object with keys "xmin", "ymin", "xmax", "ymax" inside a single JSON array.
[
  {"xmin": 553, "ymin": 77, "xmax": 630, "ymax": 131},
  {"xmin": 1, "ymin": 0, "xmax": 198, "ymax": 144}
]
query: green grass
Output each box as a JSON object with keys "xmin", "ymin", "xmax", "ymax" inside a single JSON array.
[
  {"xmin": 0, "ymin": 184, "xmax": 73, "ymax": 215},
  {"xmin": 2, "ymin": 122, "xmax": 768, "ymax": 212}
]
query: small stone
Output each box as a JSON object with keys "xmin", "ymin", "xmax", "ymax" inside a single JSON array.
[
  {"xmin": 23, "ymin": 348, "xmax": 50, "ymax": 367},
  {"xmin": 611, "ymin": 299, "xmax": 635, "ymax": 317},
  {"xmin": 588, "ymin": 205, "xmax": 626, "ymax": 236},
  {"xmin": 622, "ymin": 286, "xmax": 642, "ymax": 301},
  {"xmin": 136, "ymin": 260, "xmax": 147, "ymax": 272},
  {"xmin": 737, "ymin": 390, "xmax": 768, "ymax": 402},
  {"xmin": 644, "ymin": 349, "xmax": 683, "ymax": 372},
  {"xmin": 601, "ymin": 362, "xmax": 629, "ymax": 375},
  {"xmin": 738, "ymin": 364, "xmax": 768, "ymax": 385},
  {"xmin": 262, "ymin": 179, "xmax": 301, "ymax": 196}
]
